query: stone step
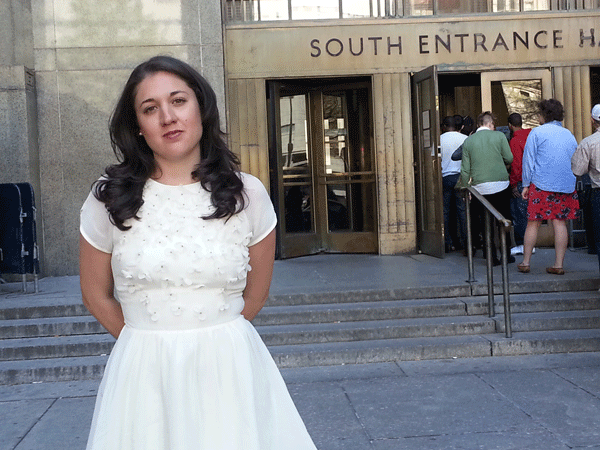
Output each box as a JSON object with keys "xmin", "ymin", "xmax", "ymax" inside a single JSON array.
[
  {"xmin": 495, "ymin": 310, "xmax": 600, "ymax": 333},
  {"xmin": 268, "ymin": 329, "xmax": 600, "ymax": 368},
  {"xmin": 3, "ymin": 308, "xmax": 598, "ymax": 361},
  {"xmin": 0, "ymin": 316, "xmax": 105, "ymax": 339},
  {"xmin": 0, "ymin": 295, "xmax": 88, "ymax": 320},
  {"xmin": 256, "ymin": 291, "xmax": 600, "ymax": 326},
  {"xmin": 254, "ymin": 298, "xmax": 469, "ymax": 326},
  {"xmin": 2, "ymin": 329, "xmax": 599, "ymax": 385},
  {"xmin": 0, "ymin": 289, "xmax": 597, "ymax": 324},
  {"xmin": 0, "ymin": 355, "xmax": 109, "ymax": 385},
  {"xmin": 463, "ymin": 290, "xmax": 600, "ymax": 315},
  {"xmin": 256, "ymin": 316, "xmax": 497, "ymax": 345},
  {"xmin": 266, "ymin": 278, "xmax": 600, "ymax": 306},
  {"xmin": 0, "ymin": 334, "xmax": 115, "ymax": 361}
]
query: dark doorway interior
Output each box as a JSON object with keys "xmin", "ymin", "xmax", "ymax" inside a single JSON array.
[
  {"xmin": 438, "ymin": 73, "xmax": 482, "ymax": 125},
  {"xmin": 591, "ymin": 67, "xmax": 600, "ymax": 106}
]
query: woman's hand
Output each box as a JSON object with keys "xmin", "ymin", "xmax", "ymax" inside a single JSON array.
[
  {"xmin": 521, "ymin": 186, "xmax": 530, "ymax": 200},
  {"xmin": 242, "ymin": 229, "xmax": 276, "ymax": 321},
  {"xmin": 79, "ymin": 235, "xmax": 124, "ymax": 338}
]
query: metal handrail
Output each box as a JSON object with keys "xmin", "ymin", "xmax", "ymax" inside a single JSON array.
[{"xmin": 462, "ymin": 187, "xmax": 513, "ymax": 338}]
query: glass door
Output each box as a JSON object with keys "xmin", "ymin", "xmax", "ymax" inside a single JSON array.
[
  {"xmin": 316, "ymin": 87, "xmax": 378, "ymax": 253},
  {"xmin": 269, "ymin": 82, "xmax": 322, "ymax": 258},
  {"xmin": 268, "ymin": 79, "xmax": 377, "ymax": 258},
  {"xmin": 412, "ymin": 66, "xmax": 444, "ymax": 258}
]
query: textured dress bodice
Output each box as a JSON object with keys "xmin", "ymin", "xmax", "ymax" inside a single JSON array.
[{"xmin": 111, "ymin": 180, "xmax": 251, "ymax": 330}]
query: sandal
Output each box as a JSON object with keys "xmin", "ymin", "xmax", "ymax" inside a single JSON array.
[
  {"xmin": 546, "ymin": 267, "xmax": 565, "ymax": 275},
  {"xmin": 517, "ymin": 263, "xmax": 530, "ymax": 273}
]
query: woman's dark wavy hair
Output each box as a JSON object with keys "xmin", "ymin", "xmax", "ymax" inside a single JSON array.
[
  {"xmin": 94, "ymin": 55, "xmax": 244, "ymax": 230},
  {"xmin": 539, "ymin": 98, "xmax": 564, "ymax": 123}
]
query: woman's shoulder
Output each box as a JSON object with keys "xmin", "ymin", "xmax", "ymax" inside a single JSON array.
[{"xmin": 239, "ymin": 172, "xmax": 267, "ymax": 192}]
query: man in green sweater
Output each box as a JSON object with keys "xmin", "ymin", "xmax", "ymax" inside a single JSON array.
[{"xmin": 458, "ymin": 111, "xmax": 515, "ymax": 264}]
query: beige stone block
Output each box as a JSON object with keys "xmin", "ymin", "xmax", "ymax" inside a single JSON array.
[
  {"xmin": 37, "ymin": 69, "xmax": 127, "ymax": 275},
  {"xmin": 54, "ymin": 46, "xmax": 198, "ymax": 72},
  {"xmin": 36, "ymin": 71, "xmax": 65, "ymax": 275},
  {"xmin": 0, "ymin": 89, "xmax": 29, "ymax": 183},
  {"xmin": 52, "ymin": 0, "xmax": 191, "ymax": 48},
  {"xmin": 201, "ymin": 43, "xmax": 225, "ymax": 69},
  {"xmin": 32, "ymin": 0, "xmax": 57, "ymax": 48},
  {"xmin": 378, "ymin": 232, "xmax": 417, "ymax": 255},
  {"xmin": 34, "ymin": 49, "xmax": 57, "ymax": 72},
  {"xmin": 198, "ymin": 0, "xmax": 223, "ymax": 45},
  {"xmin": 1, "ymin": 0, "xmax": 34, "ymax": 67}
]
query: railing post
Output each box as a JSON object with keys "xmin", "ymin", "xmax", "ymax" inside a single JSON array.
[
  {"xmin": 500, "ymin": 228, "xmax": 512, "ymax": 338},
  {"xmin": 464, "ymin": 190, "xmax": 476, "ymax": 283},
  {"xmin": 463, "ymin": 187, "xmax": 512, "ymax": 337},
  {"xmin": 484, "ymin": 209, "xmax": 495, "ymax": 318}
]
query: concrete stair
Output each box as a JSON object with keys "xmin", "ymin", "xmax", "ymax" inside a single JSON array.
[{"xmin": 0, "ymin": 288, "xmax": 599, "ymax": 384}]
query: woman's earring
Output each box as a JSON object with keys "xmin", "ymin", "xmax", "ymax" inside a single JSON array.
[{"xmin": 139, "ymin": 131, "xmax": 143, "ymax": 136}]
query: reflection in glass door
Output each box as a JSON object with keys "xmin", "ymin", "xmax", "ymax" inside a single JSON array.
[
  {"xmin": 269, "ymin": 80, "xmax": 377, "ymax": 258},
  {"xmin": 280, "ymin": 94, "xmax": 314, "ymax": 234}
]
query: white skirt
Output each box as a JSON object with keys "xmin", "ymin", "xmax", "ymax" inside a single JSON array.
[{"xmin": 86, "ymin": 316, "xmax": 317, "ymax": 450}]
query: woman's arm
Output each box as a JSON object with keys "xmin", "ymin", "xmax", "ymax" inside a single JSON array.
[
  {"xmin": 79, "ymin": 234, "xmax": 124, "ymax": 338},
  {"xmin": 242, "ymin": 229, "xmax": 276, "ymax": 321}
]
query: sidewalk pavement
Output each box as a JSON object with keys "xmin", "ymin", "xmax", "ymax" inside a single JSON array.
[
  {"xmin": 1, "ymin": 353, "xmax": 599, "ymax": 449},
  {"xmin": 1, "ymin": 247, "xmax": 599, "ymax": 449}
]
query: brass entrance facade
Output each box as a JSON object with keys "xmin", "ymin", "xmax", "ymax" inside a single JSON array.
[
  {"xmin": 413, "ymin": 68, "xmax": 553, "ymax": 257},
  {"xmin": 268, "ymin": 79, "xmax": 378, "ymax": 258}
]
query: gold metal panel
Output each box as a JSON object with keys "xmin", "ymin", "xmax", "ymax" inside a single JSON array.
[
  {"xmin": 400, "ymin": 72, "xmax": 416, "ymax": 235},
  {"xmin": 392, "ymin": 72, "xmax": 406, "ymax": 234},
  {"xmin": 226, "ymin": 13, "xmax": 600, "ymax": 78},
  {"xmin": 227, "ymin": 79, "xmax": 241, "ymax": 159},
  {"xmin": 382, "ymin": 74, "xmax": 397, "ymax": 234},
  {"xmin": 373, "ymin": 74, "xmax": 389, "ymax": 233},
  {"xmin": 227, "ymin": 78, "xmax": 271, "ymax": 190},
  {"xmin": 553, "ymin": 65, "xmax": 593, "ymax": 144},
  {"xmin": 371, "ymin": 72, "xmax": 417, "ymax": 249}
]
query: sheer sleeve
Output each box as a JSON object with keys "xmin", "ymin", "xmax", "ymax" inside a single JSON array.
[
  {"xmin": 240, "ymin": 173, "xmax": 277, "ymax": 246},
  {"xmin": 80, "ymin": 187, "xmax": 114, "ymax": 254}
]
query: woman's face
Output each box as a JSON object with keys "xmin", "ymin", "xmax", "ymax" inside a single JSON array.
[{"xmin": 134, "ymin": 71, "xmax": 203, "ymax": 173}]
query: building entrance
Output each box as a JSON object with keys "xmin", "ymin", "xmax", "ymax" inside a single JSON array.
[
  {"xmin": 414, "ymin": 68, "xmax": 552, "ymax": 257},
  {"xmin": 268, "ymin": 78, "xmax": 378, "ymax": 258}
]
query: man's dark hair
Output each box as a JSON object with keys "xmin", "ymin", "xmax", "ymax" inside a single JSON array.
[
  {"xmin": 453, "ymin": 114, "xmax": 464, "ymax": 130},
  {"xmin": 442, "ymin": 116, "xmax": 455, "ymax": 131},
  {"xmin": 507, "ymin": 113, "xmax": 523, "ymax": 127},
  {"xmin": 538, "ymin": 99, "xmax": 564, "ymax": 123},
  {"xmin": 461, "ymin": 116, "xmax": 474, "ymax": 135}
]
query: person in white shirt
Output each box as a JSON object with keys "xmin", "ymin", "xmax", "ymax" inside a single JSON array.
[{"xmin": 440, "ymin": 116, "xmax": 468, "ymax": 252}]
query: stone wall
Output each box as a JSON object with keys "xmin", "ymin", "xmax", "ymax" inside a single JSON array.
[{"xmin": 27, "ymin": 0, "xmax": 225, "ymax": 275}]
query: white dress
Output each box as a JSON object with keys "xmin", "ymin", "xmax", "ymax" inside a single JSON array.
[{"xmin": 80, "ymin": 173, "xmax": 317, "ymax": 450}]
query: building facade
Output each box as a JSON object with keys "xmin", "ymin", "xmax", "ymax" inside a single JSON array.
[
  {"xmin": 2, "ymin": 0, "xmax": 599, "ymax": 275},
  {"xmin": 224, "ymin": 0, "xmax": 600, "ymax": 259}
]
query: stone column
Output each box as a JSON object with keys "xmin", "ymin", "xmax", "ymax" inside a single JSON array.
[{"xmin": 0, "ymin": 0, "xmax": 43, "ymax": 275}]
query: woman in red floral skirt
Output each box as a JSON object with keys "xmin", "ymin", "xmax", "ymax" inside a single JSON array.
[{"xmin": 518, "ymin": 99, "xmax": 579, "ymax": 275}]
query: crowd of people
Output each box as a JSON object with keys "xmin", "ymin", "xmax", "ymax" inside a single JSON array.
[{"xmin": 441, "ymin": 99, "xmax": 600, "ymax": 276}]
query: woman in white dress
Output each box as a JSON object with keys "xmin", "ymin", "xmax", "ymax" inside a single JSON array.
[{"xmin": 79, "ymin": 55, "xmax": 317, "ymax": 450}]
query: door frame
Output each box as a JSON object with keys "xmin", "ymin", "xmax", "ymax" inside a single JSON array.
[
  {"xmin": 412, "ymin": 65, "xmax": 445, "ymax": 258},
  {"xmin": 267, "ymin": 78, "xmax": 378, "ymax": 259},
  {"xmin": 481, "ymin": 69, "xmax": 552, "ymax": 112}
]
